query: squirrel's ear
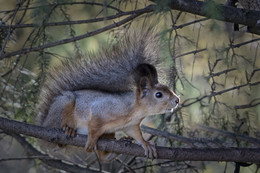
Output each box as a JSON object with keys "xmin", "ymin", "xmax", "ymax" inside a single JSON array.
[
  {"xmin": 144, "ymin": 64, "xmax": 158, "ymax": 85},
  {"xmin": 135, "ymin": 63, "xmax": 158, "ymax": 86},
  {"xmin": 139, "ymin": 77, "xmax": 152, "ymax": 98}
]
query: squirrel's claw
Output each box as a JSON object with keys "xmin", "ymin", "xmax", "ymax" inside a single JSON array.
[
  {"xmin": 119, "ymin": 136, "xmax": 134, "ymax": 142},
  {"xmin": 141, "ymin": 141, "xmax": 157, "ymax": 159},
  {"xmin": 85, "ymin": 141, "xmax": 97, "ymax": 152},
  {"xmin": 62, "ymin": 125, "xmax": 77, "ymax": 137}
]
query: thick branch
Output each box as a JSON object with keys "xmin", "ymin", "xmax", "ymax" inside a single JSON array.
[
  {"xmin": 0, "ymin": 117, "xmax": 259, "ymax": 163},
  {"xmin": 153, "ymin": 0, "xmax": 260, "ymax": 27}
]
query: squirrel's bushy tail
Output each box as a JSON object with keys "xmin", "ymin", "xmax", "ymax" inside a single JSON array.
[{"xmin": 38, "ymin": 28, "xmax": 162, "ymax": 124}]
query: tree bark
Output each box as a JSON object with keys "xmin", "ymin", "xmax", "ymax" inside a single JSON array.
[
  {"xmin": 152, "ymin": 0, "xmax": 260, "ymax": 27},
  {"xmin": 0, "ymin": 117, "xmax": 259, "ymax": 163}
]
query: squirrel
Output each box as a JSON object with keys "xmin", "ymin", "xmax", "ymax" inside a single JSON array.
[{"xmin": 38, "ymin": 29, "xmax": 180, "ymax": 160}]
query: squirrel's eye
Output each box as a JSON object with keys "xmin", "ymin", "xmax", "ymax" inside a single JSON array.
[{"xmin": 155, "ymin": 92, "xmax": 163, "ymax": 98}]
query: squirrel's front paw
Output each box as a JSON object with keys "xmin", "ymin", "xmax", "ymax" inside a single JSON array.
[
  {"xmin": 62, "ymin": 124, "xmax": 77, "ymax": 137},
  {"xmin": 85, "ymin": 141, "xmax": 97, "ymax": 152},
  {"xmin": 141, "ymin": 141, "xmax": 157, "ymax": 159},
  {"xmin": 119, "ymin": 136, "xmax": 134, "ymax": 142}
]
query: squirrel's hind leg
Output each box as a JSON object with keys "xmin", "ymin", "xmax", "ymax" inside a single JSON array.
[
  {"xmin": 85, "ymin": 118, "xmax": 105, "ymax": 152},
  {"xmin": 61, "ymin": 99, "xmax": 77, "ymax": 137},
  {"xmin": 96, "ymin": 133, "xmax": 116, "ymax": 162}
]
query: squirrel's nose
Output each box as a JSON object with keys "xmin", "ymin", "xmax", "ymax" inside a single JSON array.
[{"xmin": 175, "ymin": 97, "xmax": 180, "ymax": 104}]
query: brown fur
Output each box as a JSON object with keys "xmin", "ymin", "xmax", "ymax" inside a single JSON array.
[
  {"xmin": 61, "ymin": 100, "xmax": 117, "ymax": 160},
  {"xmin": 61, "ymin": 99, "xmax": 77, "ymax": 137}
]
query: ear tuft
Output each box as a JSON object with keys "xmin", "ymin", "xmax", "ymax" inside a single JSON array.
[
  {"xmin": 135, "ymin": 63, "xmax": 158, "ymax": 87},
  {"xmin": 139, "ymin": 77, "xmax": 151, "ymax": 98}
]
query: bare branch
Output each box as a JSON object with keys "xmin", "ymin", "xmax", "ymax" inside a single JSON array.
[
  {"xmin": 0, "ymin": 156, "xmax": 48, "ymax": 162},
  {"xmin": 174, "ymin": 48, "xmax": 207, "ymax": 59},
  {"xmin": 0, "ymin": 117, "xmax": 259, "ymax": 163},
  {"xmin": 141, "ymin": 125, "xmax": 222, "ymax": 147},
  {"xmin": 228, "ymin": 38, "xmax": 260, "ymax": 49},
  {"xmin": 182, "ymin": 80, "xmax": 260, "ymax": 107},
  {"xmin": 195, "ymin": 125, "xmax": 260, "ymax": 146},
  {"xmin": 0, "ymin": 5, "xmax": 154, "ymax": 60},
  {"xmin": 0, "ymin": 8, "xmax": 143, "ymax": 29},
  {"xmin": 4, "ymin": 131, "xmax": 105, "ymax": 173},
  {"xmin": 0, "ymin": 1, "xmax": 21, "ymax": 56},
  {"xmin": 0, "ymin": 1, "xmax": 122, "ymax": 14},
  {"xmin": 235, "ymin": 99, "xmax": 260, "ymax": 109},
  {"xmin": 152, "ymin": 0, "xmax": 260, "ymax": 27},
  {"xmin": 209, "ymin": 68, "xmax": 237, "ymax": 77},
  {"xmin": 171, "ymin": 18, "xmax": 209, "ymax": 30},
  {"xmin": 174, "ymin": 38, "xmax": 260, "ymax": 63}
]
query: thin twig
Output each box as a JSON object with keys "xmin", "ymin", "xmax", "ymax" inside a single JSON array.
[
  {"xmin": 196, "ymin": 125, "xmax": 260, "ymax": 146},
  {"xmin": 0, "ymin": 1, "xmax": 122, "ymax": 14},
  {"xmin": 182, "ymin": 81, "xmax": 260, "ymax": 107},
  {"xmin": 0, "ymin": 5, "xmax": 155, "ymax": 60}
]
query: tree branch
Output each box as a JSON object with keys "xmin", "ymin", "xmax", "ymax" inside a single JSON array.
[
  {"xmin": 0, "ymin": 5, "xmax": 154, "ymax": 60},
  {"xmin": 4, "ymin": 131, "xmax": 105, "ymax": 173},
  {"xmin": 1, "ymin": 0, "xmax": 260, "ymax": 60},
  {"xmin": 182, "ymin": 80, "xmax": 260, "ymax": 107},
  {"xmin": 195, "ymin": 125, "xmax": 260, "ymax": 146},
  {"xmin": 0, "ymin": 1, "xmax": 122, "ymax": 14},
  {"xmin": 153, "ymin": 0, "xmax": 260, "ymax": 27},
  {"xmin": 0, "ymin": 117, "xmax": 259, "ymax": 163},
  {"xmin": 0, "ymin": 8, "xmax": 142, "ymax": 29}
]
